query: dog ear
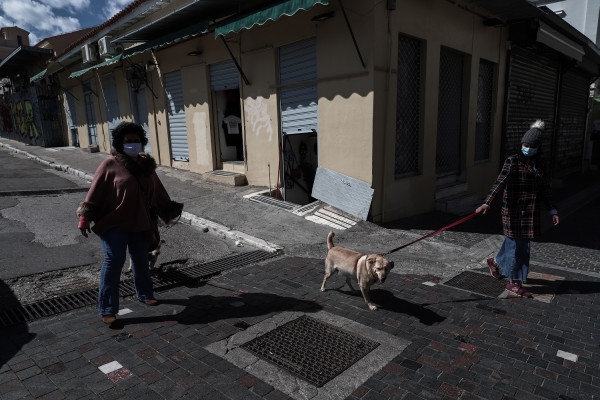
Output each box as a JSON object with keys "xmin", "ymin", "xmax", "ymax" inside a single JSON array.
[{"xmin": 387, "ymin": 261, "xmax": 394, "ymax": 269}]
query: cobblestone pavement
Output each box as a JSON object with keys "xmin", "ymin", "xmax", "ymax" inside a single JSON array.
[{"xmin": 2, "ymin": 255, "xmax": 599, "ymax": 399}]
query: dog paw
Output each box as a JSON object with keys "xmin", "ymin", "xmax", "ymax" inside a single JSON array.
[
  {"xmin": 368, "ymin": 304, "xmax": 378, "ymax": 311},
  {"xmin": 320, "ymin": 287, "xmax": 326, "ymax": 292}
]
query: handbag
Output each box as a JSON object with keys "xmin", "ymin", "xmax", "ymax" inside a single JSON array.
[{"xmin": 132, "ymin": 174, "xmax": 161, "ymax": 251}]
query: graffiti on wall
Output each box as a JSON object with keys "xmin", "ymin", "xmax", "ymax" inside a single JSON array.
[{"xmin": 244, "ymin": 97, "xmax": 273, "ymax": 142}]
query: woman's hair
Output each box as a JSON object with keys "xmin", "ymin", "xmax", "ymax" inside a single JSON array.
[{"xmin": 111, "ymin": 122, "xmax": 148, "ymax": 153}]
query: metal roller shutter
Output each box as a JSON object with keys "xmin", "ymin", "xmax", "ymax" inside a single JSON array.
[
  {"xmin": 210, "ymin": 60, "xmax": 239, "ymax": 91},
  {"xmin": 505, "ymin": 47, "xmax": 558, "ymax": 156},
  {"xmin": 164, "ymin": 70, "xmax": 189, "ymax": 161},
  {"xmin": 279, "ymin": 37, "xmax": 318, "ymax": 134},
  {"xmin": 555, "ymin": 70, "xmax": 589, "ymax": 176},
  {"xmin": 101, "ymin": 73, "xmax": 121, "ymax": 147}
]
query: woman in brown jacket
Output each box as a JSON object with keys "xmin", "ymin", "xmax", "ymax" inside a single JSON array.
[
  {"xmin": 475, "ymin": 120, "xmax": 559, "ymax": 298},
  {"xmin": 77, "ymin": 122, "xmax": 183, "ymax": 324}
]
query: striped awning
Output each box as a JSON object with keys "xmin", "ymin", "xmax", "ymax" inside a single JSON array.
[
  {"xmin": 215, "ymin": 0, "xmax": 329, "ymax": 37},
  {"xmin": 30, "ymin": 69, "xmax": 47, "ymax": 83},
  {"xmin": 69, "ymin": 21, "xmax": 209, "ymax": 79}
]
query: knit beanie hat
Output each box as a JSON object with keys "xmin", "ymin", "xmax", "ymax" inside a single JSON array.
[{"xmin": 521, "ymin": 120, "xmax": 545, "ymax": 146}]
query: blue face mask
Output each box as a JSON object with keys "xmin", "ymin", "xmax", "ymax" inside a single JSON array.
[
  {"xmin": 522, "ymin": 146, "xmax": 537, "ymax": 157},
  {"xmin": 123, "ymin": 143, "xmax": 143, "ymax": 157}
]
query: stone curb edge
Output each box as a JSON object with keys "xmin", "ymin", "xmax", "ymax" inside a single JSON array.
[
  {"xmin": 0, "ymin": 141, "xmax": 283, "ymax": 255},
  {"xmin": 180, "ymin": 211, "xmax": 283, "ymax": 254}
]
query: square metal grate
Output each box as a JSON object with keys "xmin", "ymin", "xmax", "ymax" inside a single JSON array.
[
  {"xmin": 241, "ymin": 315, "xmax": 380, "ymax": 387},
  {"xmin": 443, "ymin": 270, "xmax": 506, "ymax": 297}
]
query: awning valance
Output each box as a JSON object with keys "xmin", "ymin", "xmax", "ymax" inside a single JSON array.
[
  {"xmin": 30, "ymin": 69, "xmax": 47, "ymax": 83},
  {"xmin": 68, "ymin": 21, "xmax": 209, "ymax": 79},
  {"xmin": 69, "ymin": 54, "xmax": 122, "ymax": 78},
  {"xmin": 215, "ymin": 0, "xmax": 329, "ymax": 37}
]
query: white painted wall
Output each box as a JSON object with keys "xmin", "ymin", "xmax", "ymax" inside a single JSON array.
[{"xmin": 546, "ymin": 0, "xmax": 600, "ymax": 44}]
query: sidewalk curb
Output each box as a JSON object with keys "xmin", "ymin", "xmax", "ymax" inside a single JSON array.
[
  {"xmin": 180, "ymin": 211, "xmax": 283, "ymax": 254},
  {"xmin": 0, "ymin": 142, "xmax": 94, "ymax": 181}
]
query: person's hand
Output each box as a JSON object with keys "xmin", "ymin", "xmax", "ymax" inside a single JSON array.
[
  {"xmin": 475, "ymin": 204, "xmax": 489, "ymax": 215},
  {"xmin": 78, "ymin": 215, "xmax": 91, "ymax": 237},
  {"xmin": 552, "ymin": 214, "xmax": 559, "ymax": 226}
]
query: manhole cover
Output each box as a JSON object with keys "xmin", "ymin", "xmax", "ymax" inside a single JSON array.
[
  {"xmin": 443, "ymin": 271, "xmax": 506, "ymax": 297},
  {"xmin": 241, "ymin": 315, "xmax": 379, "ymax": 387}
]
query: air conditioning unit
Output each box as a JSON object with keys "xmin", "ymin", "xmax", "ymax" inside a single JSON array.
[
  {"xmin": 81, "ymin": 43, "xmax": 98, "ymax": 64},
  {"xmin": 98, "ymin": 36, "xmax": 117, "ymax": 58}
]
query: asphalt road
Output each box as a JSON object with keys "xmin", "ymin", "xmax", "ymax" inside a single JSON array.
[{"xmin": 0, "ymin": 150, "xmax": 250, "ymax": 285}]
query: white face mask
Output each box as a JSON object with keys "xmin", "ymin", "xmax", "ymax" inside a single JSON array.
[{"xmin": 123, "ymin": 143, "xmax": 143, "ymax": 157}]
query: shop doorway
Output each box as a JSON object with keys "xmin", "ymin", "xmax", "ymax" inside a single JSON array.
[{"xmin": 214, "ymin": 88, "xmax": 243, "ymax": 163}]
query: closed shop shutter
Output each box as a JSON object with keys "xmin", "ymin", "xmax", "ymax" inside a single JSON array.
[
  {"xmin": 83, "ymin": 81, "xmax": 98, "ymax": 146},
  {"xmin": 279, "ymin": 37, "xmax": 318, "ymax": 134},
  {"xmin": 210, "ymin": 60, "xmax": 239, "ymax": 91},
  {"xmin": 555, "ymin": 70, "xmax": 589, "ymax": 176},
  {"xmin": 101, "ymin": 73, "xmax": 121, "ymax": 147},
  {"xmin": 65, "ymin": 89, "xmax": 79, "ymax": 147},
  {"xmin": 505, "ymin": 46, "xmax": 558, "ymax": 156},
  {"xmin": 130, "ymin": 84, "xmax": 151, "ymax": 155},
  {"xmin": 164, "ymin": 70, "xmax": 189, "ymax": 161}
]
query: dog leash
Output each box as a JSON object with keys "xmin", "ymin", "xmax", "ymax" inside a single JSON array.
[{"xmin": 381, "ymin": 212, "xmax": 479, "ymax": 256}]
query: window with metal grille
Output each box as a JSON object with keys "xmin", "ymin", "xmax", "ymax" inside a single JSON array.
[
  {"xmin": 475, "ymin": 59, "xmax": 494, "ymax": 163},
  {"xmin": 394, "ymin": 34, "xmax": 422, "ymax": 178},
  {"xmin": 436, "ymin": 47, "xmax": 464, "ymax": 176}
]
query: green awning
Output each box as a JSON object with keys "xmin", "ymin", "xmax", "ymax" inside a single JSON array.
[
  {"xmin": 68, "ymin": 21, "xmax": 209, "ymax": 79},
  {"xmin": 121, "ymin": 20, "xmax": 209, "ymax": 58},
  {"xmin": 30, "ymin": 68, "xmax": 47, "ymax": 83},
  {"xmin": 69, "ymin": 54, "xmax": 122, "ymax": 78},
  {"xmin": 215, "ymin": 0, "xmax": 329, "ymax": 37}
]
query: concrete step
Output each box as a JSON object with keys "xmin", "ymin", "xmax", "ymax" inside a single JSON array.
[
  {"xmin": 222, "ymin": 161, "xmax": 245, "ymax": 174},
  {"xmin": 205, "ymin": 170, "xmax": 247, "ymax": 186},
  {"xmin": 435, "ymin": 191, "xmax": 481, "ymax": 216},
  {"xmin": 435, "ymin": 182, "xmax": 468, "ymax": 200}
]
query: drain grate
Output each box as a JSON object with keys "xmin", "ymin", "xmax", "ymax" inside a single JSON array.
[
  {"xmin": 247, "ymin": 194, "xmax": 299, "ymax": 211},
  {"xmin": 0, "ymin": 250, "xmax": 278, "ymax": 328},
  {"xmin": 241, "ymin": 315, "xmax": 379, "ymax": 387},
  {"xmin": 443, "ymin": 271, "xmax": 506, "ymax": 298}
]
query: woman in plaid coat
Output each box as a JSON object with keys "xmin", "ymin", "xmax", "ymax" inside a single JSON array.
[{"xmin": 475, "ymin": 120, "xmax": 559, "ymax": 297}]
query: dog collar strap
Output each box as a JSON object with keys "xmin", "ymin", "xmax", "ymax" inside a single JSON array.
[{"xmin": 358, "ymin": 255, "xmax": 367, "ymax": 281}]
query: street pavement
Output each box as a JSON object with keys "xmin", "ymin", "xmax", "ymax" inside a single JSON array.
[{"xmin": 1, "ymin": 137, "xmax": 600, "ymax": 400}]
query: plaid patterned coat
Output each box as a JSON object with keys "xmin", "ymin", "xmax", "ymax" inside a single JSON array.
[{"xmin": 484, "ymin": 153, "xmax": 556, "ymax": 239}]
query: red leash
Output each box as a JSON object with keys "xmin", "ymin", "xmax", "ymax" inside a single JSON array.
[{"xmin": 382, "ymin": 212, "xmax": 479, "ymax": 255}]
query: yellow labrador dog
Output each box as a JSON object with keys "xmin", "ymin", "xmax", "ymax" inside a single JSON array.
[{"xmin": 321, "ymin": 231, "xmax": 394, "ymax": 310}]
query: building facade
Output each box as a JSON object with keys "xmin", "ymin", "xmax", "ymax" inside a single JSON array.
[{"xmin": 12, "ymin": 0, "xmax": 600, "ymax": 221}]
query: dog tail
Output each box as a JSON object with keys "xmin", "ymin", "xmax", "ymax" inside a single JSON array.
[{"xmin": 327, "ymin": 231, "xmax": 335, "ymax": 249}]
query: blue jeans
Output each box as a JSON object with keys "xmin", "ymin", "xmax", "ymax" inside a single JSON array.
[
  {"xmin": 496, "ymin": 236, "xmax": 531, "ymax": 283},
  {"xmin": 98, "ymin": 229, "xmax": 154, "ymax": 316}
]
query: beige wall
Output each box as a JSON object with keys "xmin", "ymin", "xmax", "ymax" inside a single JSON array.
[{"xmin": 371, "ymin": 0, "xmax": 508, "ymax": 222}]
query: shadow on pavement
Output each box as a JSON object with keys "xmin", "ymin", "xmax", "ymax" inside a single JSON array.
[
  {"xmin": 111, "ymin": 292, "xmax": 323, "ymax": 329},
  {"xmin": 0, "ymin": 279, "xmax": 36, "ymax": 368},
  {"xmin": 369, "ymin": 289, "xmax": 447, "ymax": 325}
]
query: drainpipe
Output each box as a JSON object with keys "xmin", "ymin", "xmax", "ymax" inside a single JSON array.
[{"xmin": 149, "ymin": 49, "xmax": 162, "ymax": 166}]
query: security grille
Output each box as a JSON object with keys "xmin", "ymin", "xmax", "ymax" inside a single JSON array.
[
  {"xmin": 504, "ymin": 46, "xmax": 557, "ymax": 157},
  {"xmin": 241, "ymin": 315, "xmax": 379, "ymax": 387},
  {"xmin": 394, "ymin": 34, "xmax": 421, "ymax": 178},
  {"xmin": 436, "ymin": 47, "xmax": 464, "ymax": 175},
  {"xmin": 83, "ymin": 81, "xmax": 98, "ymax": 146},
  {"xmin": 279, "ymin": 38, "xmax": 318, "ymax": 134},
  {"xmin": 101, "ymin": 73, "xmax": 121, "ymax": 148},
  {"xmin": 555, "ymin": 70, "xmax": 588, "ymax": 177},
  {"xmin": 475, "ymin": 59, "xmax": 494, "ymax": 162},
  {"xmin": 165, "ymin": 70, "xmax": 189, "ymax": 161}
]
